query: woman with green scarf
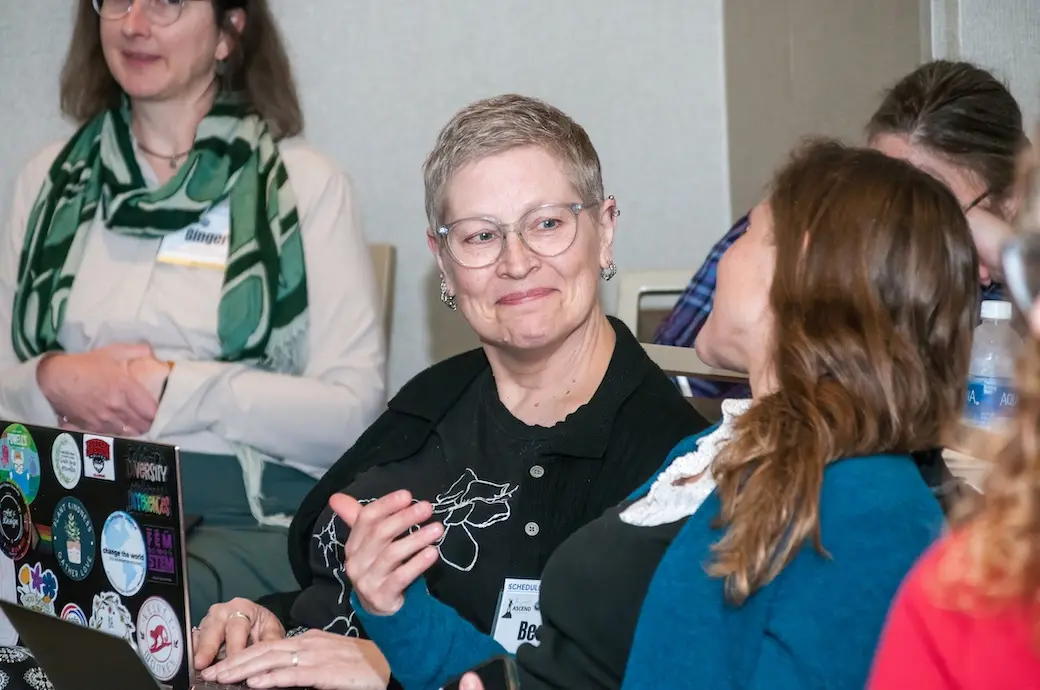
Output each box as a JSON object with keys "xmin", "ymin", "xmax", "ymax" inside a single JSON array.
[{"xmin": 0, "ymin": 0, "xmax": 386, "ymax": 632}]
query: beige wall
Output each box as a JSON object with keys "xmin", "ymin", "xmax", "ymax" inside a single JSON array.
[
  {"xmin": 723, "ymin": 0, "xmax": 928, "ymax": 217},
  {"xmin": 933, "ymin": 0, "xmax": 1040, "ymax": 127},
  {"xmin": 0, "ymin": 1, "xmax": 731, "ymax": 394},
  {"xmin": 1, "ymin": 3, "xmax": 1034, "ymax": 392}
]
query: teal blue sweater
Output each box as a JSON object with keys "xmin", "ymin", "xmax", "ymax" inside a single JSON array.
[{"xmin": 355, "ymin": 429, "xmax": 944, "ymax": 689}]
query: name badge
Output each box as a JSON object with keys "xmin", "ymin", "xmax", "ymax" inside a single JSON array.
[
  {"xmin": 155, "ymin": 200, "xmax": 230, "ymax": 269},
  {"xmin": 490, "ymin": 578, "xmax": 542, "ymax": 653}
]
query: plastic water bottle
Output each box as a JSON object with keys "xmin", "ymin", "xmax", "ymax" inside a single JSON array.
[{"xmin": 962, "ymin": 300, "xmax": 1021, "ymax": 430}]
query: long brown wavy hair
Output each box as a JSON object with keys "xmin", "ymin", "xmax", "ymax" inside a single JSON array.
[
  {"xmin": 60, "ymin": 0, "xmax": 302, "ymax": 139},
  {"xmin": 708, "ymin": 140, "xmax": 980, "ymax": 605},
  {"xmin": 942, "ymin": 139, "xmax": 1040, "ymax": 615}
]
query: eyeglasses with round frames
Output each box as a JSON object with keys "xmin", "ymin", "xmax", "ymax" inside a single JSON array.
[
  {"xmin": 92, "ymin": 0, "xmax": 199, "ymax": 27},
  {"xmin": 437, "ymin": 202, "xmax": 602, "ymax": 269}
]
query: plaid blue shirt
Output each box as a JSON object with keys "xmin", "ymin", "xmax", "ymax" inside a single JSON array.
[{"xmin": 653, "ymin": 214, "xmax": 1003, "ymax": 399}]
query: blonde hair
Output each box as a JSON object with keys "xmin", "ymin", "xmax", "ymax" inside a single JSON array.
[
  {"xmin": 423, "ymin": 94, "xmax": 603, "ymax": 228},
  {"xmin": 942, "ymin": 140, "xmax": 1040, "ymax": 619},
  {"xmin": 708, "ymin": 141, "xmax": 979, "ymax": 604}
]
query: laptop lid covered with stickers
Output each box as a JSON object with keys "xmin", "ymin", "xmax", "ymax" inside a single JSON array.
[
  {"xmin": 0, "ymin": 421, "xmax": 192, "ymax": 689},
  {"xmin": 0, "ymin": 600, "xmax": 167, "ymax": 689}
]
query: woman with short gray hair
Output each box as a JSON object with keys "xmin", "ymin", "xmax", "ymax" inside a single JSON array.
[{"xmin": 193, "ymin": 94, "xmax": 707, "ymax": 689}]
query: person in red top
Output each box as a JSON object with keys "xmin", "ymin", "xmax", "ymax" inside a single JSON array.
[
  {"xmin": 870, "ymin": 140, "xmax": 1040, "ymax": 690},
  {"xmin": 869, "ymin": 536, "xmax": 1040, "ymax": 689}
]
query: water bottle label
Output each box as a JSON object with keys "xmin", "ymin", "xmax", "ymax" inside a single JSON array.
[{"xmin": 963, "ymin": 376, "xmax": 1019, "ymax": 427}]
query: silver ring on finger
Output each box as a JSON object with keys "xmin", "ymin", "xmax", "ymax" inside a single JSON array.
[{"xmin": 291, "ymin": 650, "xmax": 299, "ymax": 668}]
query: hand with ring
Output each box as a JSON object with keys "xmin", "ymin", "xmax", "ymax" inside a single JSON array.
[
  {"xmin": 201, "ymin": 628, "xmax": 390, "ymax": 689},
  {"xmin": 193, "ymin": 597, "xmax": 286, "ymax": 672}
]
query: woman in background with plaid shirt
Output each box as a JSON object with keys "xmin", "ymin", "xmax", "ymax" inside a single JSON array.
[{"xmin": 656, "ymin": 60, "xmax": 1028, "ymax": 399}]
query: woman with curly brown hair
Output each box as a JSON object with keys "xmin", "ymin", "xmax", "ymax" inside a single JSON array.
[{"xmin": 869, "ymin": 143, "xmax": 1040, "ymax": 690}]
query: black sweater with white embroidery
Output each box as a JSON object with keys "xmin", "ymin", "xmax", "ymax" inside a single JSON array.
[{"xmin": 258, "ymin": 318, "xmax": 707, "ymax": 643}]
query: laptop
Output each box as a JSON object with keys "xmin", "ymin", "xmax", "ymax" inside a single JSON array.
[{"xmin": 0, "ymin": 420, "xmax": 228, "ymax": 689}]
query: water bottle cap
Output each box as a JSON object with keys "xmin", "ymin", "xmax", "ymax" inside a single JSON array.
[{"xmin": 981, "ymin": 300, "xmax": 1013, "ymax": 320}]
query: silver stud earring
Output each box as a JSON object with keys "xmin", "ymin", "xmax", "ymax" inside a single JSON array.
[
  {"xmin": 439, "ymin": 275, "xmax": 458, "ymax": 310},
  {"xmin": 600, "ymin": 260, "xmax": 617, "ymax": 281},
  {"xmin": 608, "ymin": 194, "xmax": 620, "ymax": 218}
]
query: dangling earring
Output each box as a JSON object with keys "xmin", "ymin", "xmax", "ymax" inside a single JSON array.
[
  {"xmin": 439, "ymin": 275, "xmax": 458, "ymax": 310},
  {"xmin": 600, "ymin": 260, "xmax": 617, "ymax": 281}
]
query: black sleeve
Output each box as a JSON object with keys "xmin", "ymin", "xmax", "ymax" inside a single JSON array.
[
  {"xmin": 255, "ymin": 590, "xmax": 302, "ymax": 629},
  {"xmin": 287, "ymin": 501, "xmax": 369, "ymax": 636},
  {"xmin": 286, "ymin": 408, "xmax": 417, "ymax": 588}
]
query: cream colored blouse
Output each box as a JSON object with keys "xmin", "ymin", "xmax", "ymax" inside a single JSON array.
[{"xmin": 0, "ymin": 138, "xmax": 386, "ymax": 479}]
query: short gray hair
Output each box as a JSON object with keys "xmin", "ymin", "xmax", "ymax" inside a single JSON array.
[{"xmin": 424, "ymin": 94, "xmax": 605, "ymax": 228}]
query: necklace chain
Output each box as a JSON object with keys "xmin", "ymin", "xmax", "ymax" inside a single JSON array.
[{"xmin": 136, "ymin": 140, "xmax": 193, "ymax": 169}]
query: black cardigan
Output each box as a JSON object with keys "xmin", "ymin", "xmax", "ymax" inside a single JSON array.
[{"xmin": 259, "ymin": 317, "xmax": 708, "ymax": 624}]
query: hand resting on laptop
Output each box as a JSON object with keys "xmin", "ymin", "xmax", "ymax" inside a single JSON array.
[
  {"xmin": 194, "ymin": 597, "xmax": 286, "ymax": 669},
  {"xmin": 194, "ymin": 598, "xmax": 388, "ymax": 689},
  {"xmin": 200, "ymin": 629, "xmax": 388, "ymax": 689}
]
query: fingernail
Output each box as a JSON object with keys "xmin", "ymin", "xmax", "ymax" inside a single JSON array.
[{"xmin": 201, "ymin": 668, "xmax": 216, "ymax": 680}]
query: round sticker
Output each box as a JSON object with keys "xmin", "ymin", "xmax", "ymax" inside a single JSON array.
[
  {"xmin": 0, "ymin": 482, "xmax": 32, "ymax": 560},
  {"xmin": 60, "ymin": 602, "xmax": 88, "ymax": 626},
  {"xmin": 51, "ymin": 433, "xmax": 82, "ymax": 491},
  {"xmin": 100, "ymin": 511, "xmax": 146, "ymax": 597},
  {"xmin": 53, "ymin": 497, "xmax": 95, "ymax": 581},
  {"xmin": 0, "ymin": 424, "xmax": 40, "ymax": 505},
  {"xmin": 135, "ymin": 596, "xmax": 184, "ymax": 681}
]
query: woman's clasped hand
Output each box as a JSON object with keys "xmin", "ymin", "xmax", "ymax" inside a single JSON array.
[{"xmin": 36, "ymin": 343, "xmax": 168, "ymax": 436}]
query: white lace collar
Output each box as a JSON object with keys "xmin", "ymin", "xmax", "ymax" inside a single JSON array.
[{"xmin": 620, "ymin": 398, "xmax": 752, "ymax": 527}]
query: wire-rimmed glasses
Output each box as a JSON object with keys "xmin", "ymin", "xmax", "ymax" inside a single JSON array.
[
  {"xmin": 437, "ymin": 202, "xmax": 597, "ymax": 269},
  {"xmin": 92, "ymin": 0, "xmax": 196, "ymax": 27}
]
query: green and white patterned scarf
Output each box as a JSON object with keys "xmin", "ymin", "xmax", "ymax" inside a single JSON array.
[
  {"xmin": 12, "ymin": 95, "xmax": 309, "ymax": 528},
  {"xmin": 12, "ymin": 94, "xmax": 309, "ymax": 373}
]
